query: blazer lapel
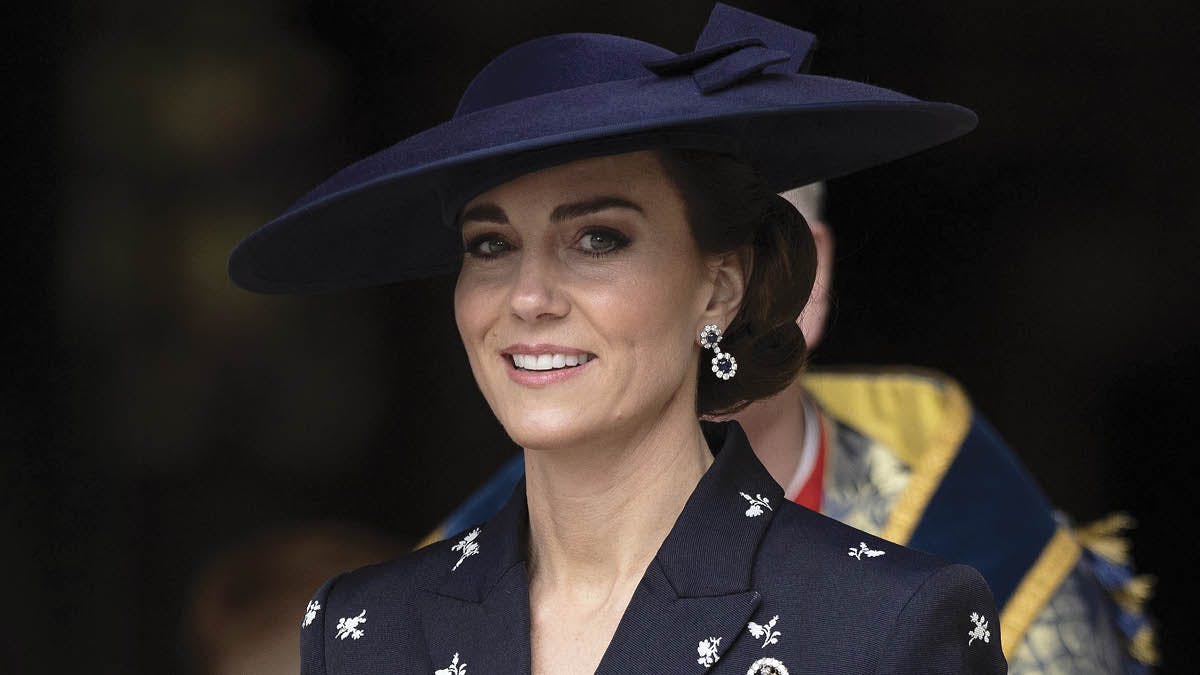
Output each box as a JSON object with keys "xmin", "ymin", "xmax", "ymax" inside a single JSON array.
[
  {"xmin": 597, "ymin": 421, "xmax": 783, "ymax": 674},
  {"xmin": 415, "ymin": 565, "xmax": 531, "ymax": 675},
  {"xmin": 595, "ymin": 559, "xmax": 761, "ymax": 674},
  {"xmin": 416, "ymin": 479, "xmax": 533, "ymax": 675}
]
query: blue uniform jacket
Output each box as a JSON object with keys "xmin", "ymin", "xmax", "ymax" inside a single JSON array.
[{"xmin": 299, "ymin": 422, "xmax": 1007, "ymax": 674}]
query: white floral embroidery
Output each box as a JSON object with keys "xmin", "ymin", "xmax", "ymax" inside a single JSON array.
[
  {"xmin": 435, "ymin": 651, "xmax": 467, "ymax": 675},
  {"xmin": 746, "ymin": 656, "xmax": 790, "ymax": 675},
  {"xmin": 697, "ymin": 636, "xmax": 722, "ymax": 668},
  {"xmin": 334, "ymin": 610, "xmax": 366, "ymax": 640},
  {"xmin": 747, "ymin": 615, "xmax": 781, "ymax": 648},
  {"xmin": 968, "ymin": 612, "xmax": 991, "ymax": 645},
  {"xmin": 451, "ymin": 528, "xmax": 481, "ymax": 571},
  {"xmin": 740, "ymin": 492, "xmax": 773, "ymax": 517},
  {"xmin": 302, "ymin": 600, "xmax": 321, "ymax": 628},
  {"xmin": 848, "ymin": 541, "xmax": 886, "ymax": 560}
]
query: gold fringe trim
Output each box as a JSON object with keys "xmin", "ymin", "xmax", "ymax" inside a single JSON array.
[
  {"xmin": 1075, "ymin": 511, "xmax": 1137, "ymax": 565},
  {"xmin": 1075, "ymin": 511, "xmax": 1159, "ymax": 666},
  {"xmin": 999, "ymin": 527, "xmax": 1081, "ymax": 659},
  {"xmin": 1113, "ymin": 574, "xmax": 1157, "ymax": 616},
  {"xmin": 1130, "ymin": 624, "xmax": 1161, "ymax": 666}
]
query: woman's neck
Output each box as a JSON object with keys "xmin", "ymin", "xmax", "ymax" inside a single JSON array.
[{"xmin": 522, "ymin": 407, "xmax": 713, "ymax": 595}]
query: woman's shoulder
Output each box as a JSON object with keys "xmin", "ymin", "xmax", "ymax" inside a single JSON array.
[
  {"xmin": 761, "ymin": 498, "xmax": 998, "ymax": 602},
  {"xmin": 752, "ymin": 501, "xmax": 1007, "ymax": 672},
  {"xmin": 308, "ymin": 527, "xmax": 472, "ymax": 609},
  {"xmin": 762, "ymin": 499, "xmax": 957, "ymax": 585},
  {"xmin": 298, "ymin": 530, "xmax": 478, "ymax": 674}
]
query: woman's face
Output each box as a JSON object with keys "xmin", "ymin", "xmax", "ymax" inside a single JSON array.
[{"xmin": 454, "ymin": 150, "xmax": 734, "ymax": 451}]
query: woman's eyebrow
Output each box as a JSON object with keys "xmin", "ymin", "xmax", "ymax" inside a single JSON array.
[
  {"xmin": 458, "ymin": 203, "xmax": 508, "ymax": 227},
  {"xmin": 549, "ymin": 195, "xmax": 644, "ymax": 223},
  {"xmin": 458, "ymin": 195, "xmax": 644, "ymax": 228}
]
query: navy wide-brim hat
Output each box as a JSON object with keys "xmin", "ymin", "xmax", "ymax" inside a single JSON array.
[{"xmin": 229, "ymin": 3, "xmax": 977, "ymax": 293}]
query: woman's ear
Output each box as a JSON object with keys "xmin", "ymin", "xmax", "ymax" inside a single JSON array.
[{"xmin": 704, "ymin": 245, "xmax": 752, "ymax": 328}]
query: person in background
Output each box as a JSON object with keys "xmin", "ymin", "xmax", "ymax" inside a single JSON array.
[
  {"xmin": 428, "ymin": 181, "xmax": 1157, "ymax": 674},
  {"xmin": 185, "ymin": 523, "xmax": 405, "ymax": 675}
]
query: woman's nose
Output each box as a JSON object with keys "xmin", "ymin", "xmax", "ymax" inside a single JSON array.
[{"xmin": 508, "ymin": 249, "xmax": 569, "ymax": 322}]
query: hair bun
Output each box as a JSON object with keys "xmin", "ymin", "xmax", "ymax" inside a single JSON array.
[
  {"xmin": 748, "ymin": 321, "xmax": 805, "ymax": 368},
  {"xmin": 657, "ymin": 148, "xmax": 817, "ymax": 416}
]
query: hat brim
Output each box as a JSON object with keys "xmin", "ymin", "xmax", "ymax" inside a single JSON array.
[{"xmin": 229, "ymin": 72, "xmax": 976, "ymax": 293}]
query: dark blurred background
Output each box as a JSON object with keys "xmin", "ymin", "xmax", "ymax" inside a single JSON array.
[{"xmin": 8, "ymin": 0, "xmax": 1198, "ymax": 672}]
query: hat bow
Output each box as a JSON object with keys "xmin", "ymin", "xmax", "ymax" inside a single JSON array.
[
  {"xmin": 643, "ymin": 3, "xmax": 817, "ymax": 94},
  {"xmin": 643, "ymin": 38, "xmax": 790, "ymax": 94}
]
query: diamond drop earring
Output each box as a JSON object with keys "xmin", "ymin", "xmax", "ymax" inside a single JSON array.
[{"xmin": 698, "ymin": 323, "xmax": 737, "ymax": 380}]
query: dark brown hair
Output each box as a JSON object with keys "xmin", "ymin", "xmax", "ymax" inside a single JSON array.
[{"xmin": 655, "ymin": 148, "xmax": 817, "ymax": 416}]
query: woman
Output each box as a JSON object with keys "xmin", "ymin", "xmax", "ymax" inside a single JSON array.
[
  {"xmin": 229, "ymin": 3, "xmax": 1005, "ymax": 673},
  {"xmin": 433, "ymin": 181, "xmax": 1156, "ymax": 673}
]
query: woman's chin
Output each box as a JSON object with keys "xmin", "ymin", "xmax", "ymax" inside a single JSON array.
[
  {"xmin": 503, "ymin": 425, "xmax": 587, "ymax": 452},
  {"xmin": 499, "ymin": 409, "xmax": 605, "ymax": 452}
]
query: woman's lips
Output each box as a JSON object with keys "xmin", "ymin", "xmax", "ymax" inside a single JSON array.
[{"xmin": 501, "ymin": 351, "xmax": 595, "ymax": 387}]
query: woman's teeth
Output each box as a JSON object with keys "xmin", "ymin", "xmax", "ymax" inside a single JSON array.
[{"xmin": 512, "ymin": 353, "xmax": 591, "ymax": 371}]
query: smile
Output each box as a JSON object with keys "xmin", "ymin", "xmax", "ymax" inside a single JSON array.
[
  {"xmin": 511, "ymin": 353, "xmax": 593, "ymax": 371},
  {"xmin": 500, "ymin": 344, "xmax": 598, "ymax": 387}
]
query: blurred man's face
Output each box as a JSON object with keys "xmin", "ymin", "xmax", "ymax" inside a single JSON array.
[{"xmin": 779, "ymin": 186, "xmax": 834, "ymax": 350}]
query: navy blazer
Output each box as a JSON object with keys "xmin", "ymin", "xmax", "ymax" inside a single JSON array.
[{"xmin": 300, "ymin": 422, "xmax": 1007, "ymax": 674}]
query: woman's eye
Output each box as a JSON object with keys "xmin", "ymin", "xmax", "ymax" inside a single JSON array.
[
  {"xmin": 464, "ymin": 234, "xmax": 512, "ymax": 258},
  {"xmin": 577, "ymin": 228, "xmax": 629, "ymax": 256}
]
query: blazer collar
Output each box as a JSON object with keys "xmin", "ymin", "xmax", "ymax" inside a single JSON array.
[
  {"xmin": 416, "ymin": 479, "xmax": 534, "ymax": 674},
  {"xmin": 417, "ymin": 420, "xmax": 782, "ymax": 672},
  {"xmin": 597, "ymin": 420, "xmax": 782, "ymax": 672},
  {"xmin": 657, "ymin": 420, "xmax": 784, "ymax": 596},
  {"xmin": 433, "ymin": 472, "xmax": 531, "ymax": 603}
]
